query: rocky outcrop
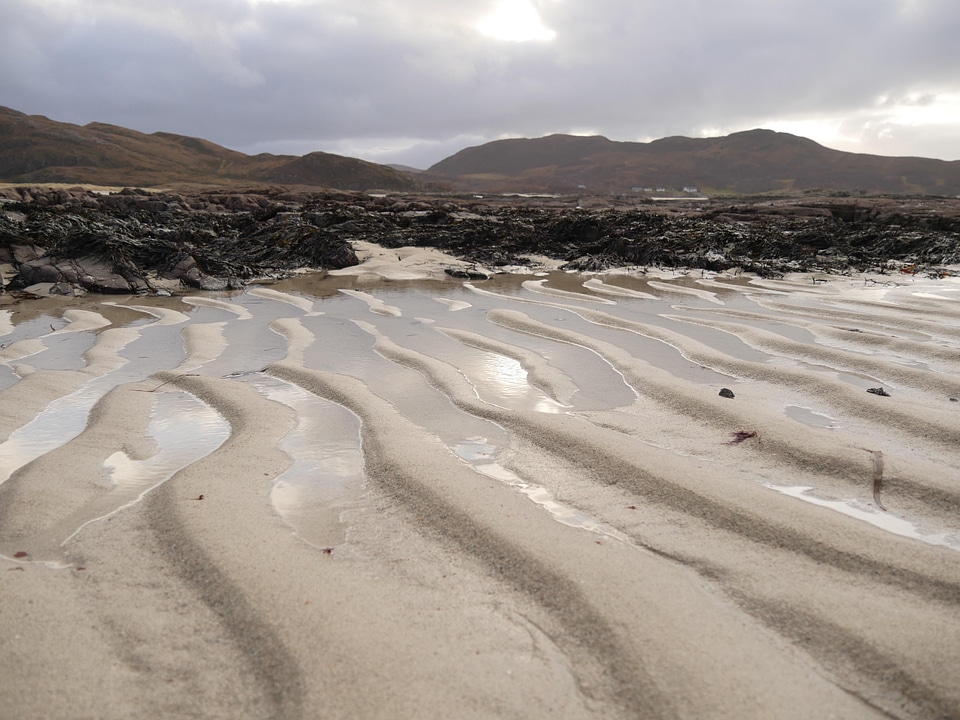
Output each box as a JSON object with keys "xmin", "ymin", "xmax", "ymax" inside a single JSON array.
[
  {"xmin": 14, "ymin": 254, "xmax": 148, "ymax": 294},
  {"xmin": 2, "ymin": 186, "xmax": 959, "ymax": 297},
  {"xmin": 0, "ymin": 187, "xmax": 361, "ymax": 295}
]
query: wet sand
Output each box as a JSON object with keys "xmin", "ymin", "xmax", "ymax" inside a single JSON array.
[{"xmin": 2, "ymin": 246, "xmax": 960, "ymax": 719}]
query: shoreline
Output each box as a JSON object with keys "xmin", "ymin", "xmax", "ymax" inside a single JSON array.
[{"xmin": 2, "ymin": 237, "xmax": 960, "ymax": 718}]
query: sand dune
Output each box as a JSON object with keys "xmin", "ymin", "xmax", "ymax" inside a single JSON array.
[{"xmin": 1, "ymin": 261, "xmax": 959, "ymax": 719}]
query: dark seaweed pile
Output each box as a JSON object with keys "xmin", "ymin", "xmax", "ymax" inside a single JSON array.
[{"xmin": 1, "ymin": 186, "xmax": 959, "ymax": 295}]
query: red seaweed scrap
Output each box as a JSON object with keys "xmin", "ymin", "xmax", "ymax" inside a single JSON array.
[{"xmin": 726, "ymin": 430, "xmax": 760, "ymax": 446}]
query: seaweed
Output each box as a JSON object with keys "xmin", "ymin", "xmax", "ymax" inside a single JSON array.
[
  {"xmin": 726, "ymin": 430, "xmax": 760, "ymax": 447},
  {"xmin": 869, "ymin": 449, "xmax": 886, "ymax": 511}
]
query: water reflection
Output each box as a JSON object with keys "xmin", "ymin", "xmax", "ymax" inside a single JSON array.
[
  {"xmin": 98, "ymin": 390, "xmax": 228, "ymax": 512},
  {"xmin": 249, "ymin": 375, "xmax": 365, "ymax": 548},
  {"xmin": 475, "ymin": 463, "xmax": 632, "ymax": 543},
  {"xmin": 0, "ymin": 378, "xmax": 117, "ymax": 486},
  {"xmin": 460, "ymin": 349, "xmax": 566, "ymax": 413},
  {"xmin": 784, "ymin": 405, "xmax": 836, "ymax": 429},
  {"xmin": 768, "ymin": 485, "xmax": 960, "ymax": 551}
]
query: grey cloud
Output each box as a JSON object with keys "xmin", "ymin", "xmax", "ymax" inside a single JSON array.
[{"xmin": 2, "ymin": 0, "xmax": 958, "ymax": 167}]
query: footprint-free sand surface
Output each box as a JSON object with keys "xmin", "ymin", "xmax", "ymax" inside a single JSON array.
[{"xmin": 2, "ymin": 247, "xmax": 959, "ymax": 719}]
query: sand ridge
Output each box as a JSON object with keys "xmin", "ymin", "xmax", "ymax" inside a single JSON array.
[{"xmin": 2, "ymin": 253, "xmax": 959, "ymax": 718}]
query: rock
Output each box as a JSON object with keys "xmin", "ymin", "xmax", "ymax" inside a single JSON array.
[
  {"xmin": 163, "ymin": 256, "xmax": 199, "ymax": 281},
  {"xmin": 867, "ymin": 387, "xmax": 891, "ymax": 397},
  {"xmin": 317, "ymin": 240, "xmax": 359, "ymax": 270},
  {"xmin": 16, "ymin": 257, "xmax": 60, "ymax": 284},
  {"xmin": 11, "ymin": 245, "xmax": 44, "ymax": 264},
  {"xmin": 74, "ymin": 256, "xmax": 145, "ymax": 293},
  {"xmin": 196, "ymin": 276, "xmax": 229, "ymax": 292},
  {"xmin": 444, "ymin": 267, "xmax": 490, "ymax": 280},
  {"xmin": 3, "ymin": 190, "xmax": 960, "ymax": 295},
  {"xmin": 719, "ymin": 388, "xmax": 735, "ymax": 399},
  {"xmin": 13, "ymin": 255, "xmax": 147, "ymax": 294}
]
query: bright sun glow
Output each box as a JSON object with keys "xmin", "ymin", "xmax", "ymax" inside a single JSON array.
[{"xmin": 477, "ymin": 0, "xmax": 556, "ymax": 42}]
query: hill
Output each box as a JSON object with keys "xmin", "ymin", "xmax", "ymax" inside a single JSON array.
[
  {"xmin": 5, "ymin": 106, "xmax": 960, "ymax": 197},
  {"xmin": 426, "ymin": 130, "xmax": 960, "ymax": 196},
  {"xmin": 0, "ymin": 106, "xmax": 422, "ymax": 192}
]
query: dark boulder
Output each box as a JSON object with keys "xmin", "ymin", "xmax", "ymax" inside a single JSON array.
[
  {"xmin": 444, "ymin": 267, "xmax": 490, "ymax": 280},
  {"xmin": 14, "ymin": 255, "xmax": 148, "ymax": 293}
]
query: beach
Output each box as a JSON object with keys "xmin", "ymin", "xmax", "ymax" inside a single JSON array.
[{"xmin": 2, "ymin": 245, "xmax": 959, "ymax": 719}]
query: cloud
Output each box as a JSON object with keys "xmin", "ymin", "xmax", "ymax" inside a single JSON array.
[{"xmin": 2, "ymin": 0, "xmax": 959, "ymax": 167}]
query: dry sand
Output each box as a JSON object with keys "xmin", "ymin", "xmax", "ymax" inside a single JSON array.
[{"xmin": 1, "ymin": 248, "xmax": 959, "ymax": 719}]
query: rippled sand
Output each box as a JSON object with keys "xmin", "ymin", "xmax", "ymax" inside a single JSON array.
[{"xmin": 2, "ymin": 252, "xmax": 959, "ymax": 719}]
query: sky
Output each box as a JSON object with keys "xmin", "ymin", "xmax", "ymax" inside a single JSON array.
[{"xmin": 2, "ymin": 0, "xmax": 959, "ymax": 169}]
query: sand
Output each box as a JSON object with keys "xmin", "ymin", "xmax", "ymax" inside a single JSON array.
[{"xmin": 1, "ymin": 250, "xmax": 959, "ymax": 719}]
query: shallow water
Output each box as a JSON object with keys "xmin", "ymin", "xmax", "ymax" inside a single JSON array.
[
  {"xmin": 769, "ymin": 484, "xmax": 960, "ymax": 551},
  {"xmin": 248, "ymin": 374, "xmax": 364, "ymax": 549},
  {"xmin": 784, "ymin": 404, "xmax": 836, "ymax": 429},
  {"xmin": 2, "ymin": 269, "xmax": 959, "ymax": 553}
]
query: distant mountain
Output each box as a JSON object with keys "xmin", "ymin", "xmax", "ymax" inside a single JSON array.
[
  {"xmin": 0, "ymin": 106, "xmax": 422, "ymax": 191},
  {"xmin": 426, "ymin": 130, "xmax": 960, "ymax": 196},
  {"xmin": 6, "ymin": 106, "xmax": 959, "ymax": 197},
  {"xmin": 386, "ymin": 163, "xmax": 424, "ymax": 174}
]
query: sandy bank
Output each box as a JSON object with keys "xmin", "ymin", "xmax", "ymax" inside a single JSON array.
[{"xmin": 2, "ymin": 253, "xmax": 959, "ymax": 719}]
